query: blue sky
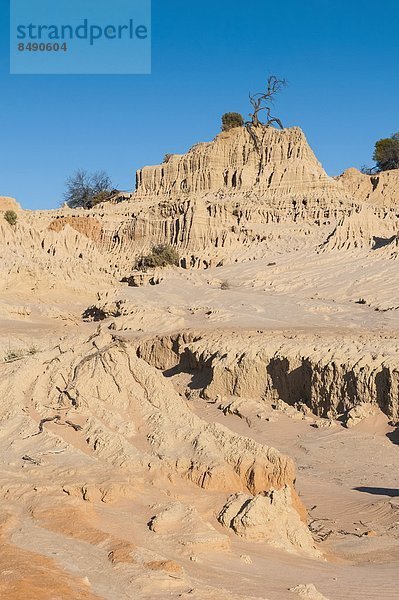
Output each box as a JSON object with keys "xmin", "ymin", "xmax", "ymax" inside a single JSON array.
[{"xmin": 1, "ymin": 0, "xmax": 398, "ymax": 209}]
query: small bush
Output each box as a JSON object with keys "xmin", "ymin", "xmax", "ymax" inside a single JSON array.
[
  {"xmin": 3, "ymin": 346, "xmax": 39, "ymax": 362},
  {"xmin": 4, "ymin": 210, "xmax": 17, "ymax": 226},
  {"xmin": 355, "ymin": 298, "xmax": 367, "ymax": 305},
  {"xmin": 135, "ymin": 244, "xmax": 180, "ymax": 271},
  {"xmin": 4, "ymin": 349, "xmax": 23, "ymax": 362},
  {"xmin": 221, "ymin": 112, "xmax": 244, "ymax": 132},
  {"xmin": 373, "ymin": 133, "xmax": 399, "ymax": 172},
  {"xmin": 90, "ymin": 190, "xmax": 112, "ymax": 207},
  {"xmin": 220, "ymin": 280, "xmax": 230, "ymax": 290},
  {"xmin": 163, "ymin": 153, "xmax": 173, "ymax": 163}
]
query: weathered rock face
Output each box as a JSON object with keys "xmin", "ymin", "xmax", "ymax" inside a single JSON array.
[
  {"xmin": 94, "ymin": 127, "xmax": 362, "ymax": 269},
  {"xmin": 2, "ymin": 126, "xmax": 397, "ymax": 289},
  {"xmin": 136, "ymin": 332, "xmax": 399, "ymax": 422},
  {"xmin": 0, "ymin": 330, "xmax": 298, "ymax": 497},
  {"xmin": 48, "ymin": 215, "xmax": 104, "ymax": 243},
  {"xmin": 0, "ymin": 216, "xmax": 116, "ymax": 296},
  {"xmin": 217, "ymin": 486, "xmax": 321, "ymax": 557},
  {"xmin": 319, "ymin": 204, "xmax": 398, "ymax": 252},
  {"xmin": 337, "ymin": 167, "xmax": 399, "ymax": 208},
  {"xmin": 0, "ymin": 196, "xmax": 21, "ymax": 211},
  {"xmin": 344, "ymin": 402, "xmax": 379, "ymax": 428},
  {"xmin": 136, "ymin": 126, "xmax": 342, "ymax": 200}
]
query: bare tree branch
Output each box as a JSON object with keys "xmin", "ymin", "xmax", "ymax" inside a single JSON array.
[{"xmin": 247, "ymin": 75, "xmax": 287, "ymax": 129}]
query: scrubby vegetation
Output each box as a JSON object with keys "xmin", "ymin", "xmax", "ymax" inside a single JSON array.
[
  {"xmin": 3, "ymin": 210, "xmax": 17, "ymax": 226},
  {"xmin": 135, "ymin": 244, "xmax": 180, "ymax": 271},
  {"xmin": 221, "ymin": 112, "xmax": 244, "ymax": 132},
  {"xmin": 373, "ymin": 133, "xmax": 399, "ymax": 171},
  {"xmin": 64, "ymin": 169, "xmax": 115, "ymax": 209},
  {"xmin": 4, "ymin": 349, "xmax": 23, "ymax": 362},
  {"xmin": 3, "ymin": 346, "xmax": 38, "ymax": 363}
]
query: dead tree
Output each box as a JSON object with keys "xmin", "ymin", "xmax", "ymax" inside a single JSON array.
[
  {"xmin": 244, "ymin": 76, "xmax": 287, "ymax": 180},
  {"xmin": 248, "ymin": 75, "xmax": 287, "ymax": 129}
]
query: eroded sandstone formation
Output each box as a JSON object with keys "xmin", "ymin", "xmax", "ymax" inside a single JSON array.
[
  {"xmin": 337, "ymin": 167, "xmax": 399, "ymax": 208},
  {"xmin": 217, "ymin": 486, "xmax": 320, "ymax": 557},
  {"xmin": 136, "ymin": 331, "xmax": 399, "ymax": 422},
  {"xmin": 1, "ymin": 123, "xmax": 398, "ymax": 598},
  {"xmin": 2, "ymin": 126, "xmax": 398, "ymax": 290},
  {"xmin": 0, "ymin": 196, "xmax": 21, "ymax": 212},
  {"xmin": 136, "ymin": 126, "xmax": 341, "ymax": 200}
]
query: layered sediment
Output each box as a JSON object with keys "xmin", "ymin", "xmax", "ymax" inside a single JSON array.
[{"xmin": 136, "ymin": 331, "xmax": 399, "ymax": 422}]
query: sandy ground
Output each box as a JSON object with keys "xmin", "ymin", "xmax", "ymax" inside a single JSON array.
[{"xmin": 0, "ymin": 244, "xmax": 398, "ymax": 599}]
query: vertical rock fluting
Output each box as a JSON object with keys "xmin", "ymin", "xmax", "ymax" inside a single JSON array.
[
  {"xmin": 135, "ymin": 334, "xmax": 399, "ymax": 421},
  {"xmin": 135, "ymin": 126, "xmax": 341, "ymax": 198},
  {"xmin": 204, "ymin": 349, "xmax": 399, "ymax": 420}
]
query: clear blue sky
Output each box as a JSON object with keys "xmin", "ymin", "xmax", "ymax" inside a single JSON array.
[{"xmin": 1, "ymin": 0, "xmax": 398, "ymax": 209}]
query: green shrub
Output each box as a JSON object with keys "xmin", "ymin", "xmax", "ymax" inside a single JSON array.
[
  {"xmin": 373, "ymin": 133, "xmax": 399, "ymax": 171},
  {"xmin": 135, "ymin": 244, "xmax": 180, "ymax": 271},
  {"xmin": 90, "ymin": 189, "xmax": 112, "ymax": 207},
  {"xmin": 4, "ymin": 210, "xmax": 17, "ymax": 226},
  {"xmin": 221, "ymin": 112, "xmax": 244, "ymax": 132}
]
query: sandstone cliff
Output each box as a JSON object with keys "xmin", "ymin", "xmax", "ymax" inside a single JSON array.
[
  {"xmin": 337, "ymin": 167, "xmax": 399, "ymax": 208},
  {"xmin": 136, "ymin": 331, "xmax": 399, "ymax": 422},
  {"xmin": 136, "ymin": 126, "xmax": 342, "ymax": 201},
  {"xmin": 3, "ymin": 126, "xmax": 397, "ymax": 287},
  {"xmin": 0, "ymin": 196, "xmax": 21, "ymax": 211}
]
